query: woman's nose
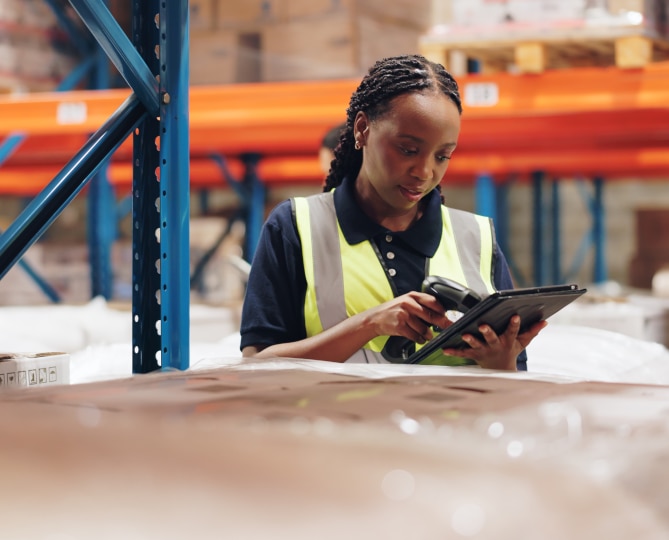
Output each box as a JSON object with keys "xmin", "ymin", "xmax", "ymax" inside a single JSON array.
[{"xmin": 410, "ymin": 158, "xmax": 433, "ymax": 182}]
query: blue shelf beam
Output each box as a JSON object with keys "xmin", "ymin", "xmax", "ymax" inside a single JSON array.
[
  {"xmin": 68, "ymin": 0, "xmax": 160, "ymax": 116},
  {"xmin": 0, "ymin": 94, "xmax": 146, "ymax": 281},
  {"xmin": 0, "ymin": 41, "xmax": 99, "ymax": 302}
]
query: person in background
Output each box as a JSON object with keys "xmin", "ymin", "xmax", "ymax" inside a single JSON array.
[
  {"xmin": 240, "ymin": 54, "xmax": 545, "ymax": 370},
  {"xmin": 319, "ymin": 122, "xmax": 347, "ymax": 177}
]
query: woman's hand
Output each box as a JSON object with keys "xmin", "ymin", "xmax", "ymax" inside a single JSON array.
[
  {"xmin": 362, "ymin": 291, "xmax": 453, "ymax": 344},
  {"xmin": 442, "ymin": 315, "xmax": 548, "ymax": 371},
  {"xmin": 244, "ymin": 290, "xmax": 454, "ymax": 363}
]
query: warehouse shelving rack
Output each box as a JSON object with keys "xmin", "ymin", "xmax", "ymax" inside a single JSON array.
[
  {"xmin": 1, "ymin": 2, "xmax": 669, "ymax": 374},
  {"xmin": 2, "ymin": 60, "xmax": 669, "ymax": 288},
  {"xmin": 0, "ymin": 0, "xmax": 190, "ymax": 373}
]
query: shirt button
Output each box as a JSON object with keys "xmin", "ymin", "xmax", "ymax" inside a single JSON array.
[
  {"xmin": 385, "ymin": 235, "xmax": 393, "ymax": 243},
  {"xmin": 386, "ymin": 252, "xmax": 395, "ymax": 260},
  {"xmin": 388, "ymin": 268, "xmax": 397, "ymax": 277}
]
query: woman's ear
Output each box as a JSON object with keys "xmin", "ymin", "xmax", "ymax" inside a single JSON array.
[{"xmin": 353, "ymin": 111, "xmax": 369, "ymax": 148}]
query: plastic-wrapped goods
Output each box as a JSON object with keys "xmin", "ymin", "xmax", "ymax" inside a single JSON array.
[
  {"xmin": 2, "ymin": 356, "xmax": 669, "ymax": 539},
  {"xmin": 451, "ymin": 0, "xmax": 588, "ymax": 27},
  {"xmin": 447, "ymin": 0, "xmax": 667, "ymax": 37}
]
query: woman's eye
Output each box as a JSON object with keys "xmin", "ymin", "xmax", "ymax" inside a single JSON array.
[
  {"xmin": 436, "ymin": 155, "xmax": 451, "ymax": 163},
  {"xmin": 400, "ymin": 147, "xmax": 417, "ymax": 156}
]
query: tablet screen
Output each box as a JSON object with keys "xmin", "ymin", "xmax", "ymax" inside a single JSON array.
[{"xmin": 408, "ymin": 284, "xmax": 586, "ymax": 365}]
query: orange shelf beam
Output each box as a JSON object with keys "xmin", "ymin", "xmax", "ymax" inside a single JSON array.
[
  {"xmin": 0, "ymin": 61, "xmax": 668, "ymax": 196},
  {"xmin": 0, "ymin": 61, "xmax": 666, "ymax": 141},
  {"xmin": 2, "ymin": 145, "xmax": 668, "ymax": 197},
  {"xmin": 5, "ymin": 105, "xmax": 667, "ymax": 169}
]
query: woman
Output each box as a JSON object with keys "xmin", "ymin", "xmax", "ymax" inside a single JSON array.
[{"xmin": 240, "ymin": 55, "xmax": 545, "ymax": 370}]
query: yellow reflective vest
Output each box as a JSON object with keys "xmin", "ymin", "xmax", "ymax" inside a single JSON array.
[{"xmin": 293, "ymin": 191, "xmax": 496, "ymax": 363}]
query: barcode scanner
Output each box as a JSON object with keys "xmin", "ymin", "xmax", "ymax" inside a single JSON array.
[
  {"xmin": 422, "ymin": 275, "xmax": 483, "ymax": 313},
  {"xmin": 381, "ymin": 276, "xmax": 482, "ymax": 363}
]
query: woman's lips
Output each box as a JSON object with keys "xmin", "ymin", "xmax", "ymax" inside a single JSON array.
[{"xmin": 399, "ymin": 186, "xmax": 423, "ymax": 202}]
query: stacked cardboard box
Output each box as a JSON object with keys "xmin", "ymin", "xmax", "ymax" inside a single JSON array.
[
  {"xmin": 0, "ymin": 0, "xmax": 80, "ymax": 93},
  {"xmin": 189, "ymin": 0, "xmax": 435, "ymax": 85},
  {"xmin": 629, "ymin": 207, "xmax": 669, "ymax": 289}
]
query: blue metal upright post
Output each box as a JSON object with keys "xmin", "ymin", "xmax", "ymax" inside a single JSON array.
[
  {"xmin": 494, "ymin": 177, "xmax": 522, "ymax": 287},
  {"xmin": 550, "ymin": 178, "xmax": 561, "ymax": 284},
  {"xmin": 474, "ymin": 173, "xmax": 496, "ymax": 223},
  {"xmin": 0, "ymin": 0, "xmax": 189, "ymax": 375},
  {"xmin": 592, "ymin": 176, "xmax": 607, "ymax": 283},
  {"xmin": 131, "ymin": 0, "xmax": 190, "ymax": 373},
  {"xmin": 87, "ymin": 0, "xmax": 115, "ymax": 300},
  {"xmin": 159, "ymin": 0, "xmax": 191, "ymax": 370},
  {"xmin": 130, "ymin": 0, "xmax": 160, "ymax": 373},
  {"xmin": 241, "ymin": 153, "xmax": 266, "ymax": 262},
  {"xmin": 532, "ymin": 170, "xmax": 547, "ymax": 286}
]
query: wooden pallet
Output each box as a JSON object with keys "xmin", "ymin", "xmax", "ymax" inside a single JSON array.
[{"xmin": 420, "ymin": 24, "xmax": 669, "ymax": 74}]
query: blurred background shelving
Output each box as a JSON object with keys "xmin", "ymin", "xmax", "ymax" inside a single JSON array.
[{"xmin": 1, "ymin": 0, "xmax": 669, "ymax": 310}]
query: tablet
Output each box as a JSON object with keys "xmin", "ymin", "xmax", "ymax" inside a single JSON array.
[{"xmin": 406, "ymin": 283, "xmax": 587, "ymax": 365}]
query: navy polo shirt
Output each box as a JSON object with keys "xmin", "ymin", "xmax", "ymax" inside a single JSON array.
[{"xmin": 240, "ymin": 176, "xmax": 527, "ymax": 370}]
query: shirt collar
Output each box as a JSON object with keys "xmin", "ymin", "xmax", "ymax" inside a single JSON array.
[{"xmin": 333, "ymin": 176, "xmax": 443, "ymax": 257}]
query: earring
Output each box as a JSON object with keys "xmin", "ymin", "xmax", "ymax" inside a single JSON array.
[{"xmin": 354, "ymin": 139, "xmax": 361, "ymax": 150}]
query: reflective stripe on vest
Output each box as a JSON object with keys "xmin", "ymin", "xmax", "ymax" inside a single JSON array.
[{"xmin": 293, "ymin": 192, "xmax": 496, "ymax": 363}]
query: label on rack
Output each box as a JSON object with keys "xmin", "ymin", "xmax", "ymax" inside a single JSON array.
[
  {"xmin": 56, "ymin": 102, "xmax": 88, "ymax": 125},
  {"xmin": 463, "ymin": 82, "xmax": 499, "ymax": 107}
]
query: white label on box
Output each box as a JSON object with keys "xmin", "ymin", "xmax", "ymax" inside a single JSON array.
[
  {"xmin": 464, "ymin": 82, "xmax": 499, "ymax": 107},
  {"xmin": 57, "ymin": 101, "xmax": 87, "ymax": 125}
]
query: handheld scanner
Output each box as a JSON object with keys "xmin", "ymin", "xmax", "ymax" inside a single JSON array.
[
  {"xmin": 422, "ymin": 276, "xmax": 482, "ymax": 313},
  {"xmin": 381, "ymin": 276, "xmax": 482, "ymax": 363}
]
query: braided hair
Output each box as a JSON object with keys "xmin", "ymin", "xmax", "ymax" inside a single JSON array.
[{"xmin": 324, "ymin": 54, "xmax": 462, "ymax": 193}]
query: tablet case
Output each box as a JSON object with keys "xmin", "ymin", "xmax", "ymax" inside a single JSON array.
[{"xmin": 406, "ymin": 283, "xmax": 587, "ymax": 366}]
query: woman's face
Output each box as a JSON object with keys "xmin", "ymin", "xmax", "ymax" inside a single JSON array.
[{"xmin": 354, "ymin": 90, "xmax": 460, "ymax": 216}]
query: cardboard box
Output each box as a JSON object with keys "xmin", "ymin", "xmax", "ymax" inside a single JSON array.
[
  {"xmin": 0, "ymin": 352, "xmax": 70, "ymax": 390},
  {"xmin": 191, "ymin": 29, "xmax": 265, "ymax": 85},
  {"xmin": 201, "ymin": 0, "xmax": 432, "ymax": 84},
  {"xmin": 216, "ymin": 0, "xmax": 274, "ymax": 28},
  {"xmin": 276, "ymin": 0, "xmax": 353, "ymax": 21},
  {"xmin": 19, "ymin": 0, "xmax": 58, "ymax": 30},
  {"xmin": 261, "ymin": 12, "xmax": 358, "ymax": 81},
  {"xmin": 629, "ymin": 252, "xmax": 669, "ymax": 290},
  {"xmin": 262, "ymin": 9, "xmax": 428, "ymax": 82},
  {"xmin": 190, "ymin": 0, "xmax": 217, "ymax": 31},
  {"xmin": 358, "ymin": 14, "xmax": 426, "ymax": 70},
  {"xmin": 216, "ymin": 0, "xmax": 358, "ymax": 28},
  {"xmin": 0, "ymin": 0, "xmax": 21, "ymax": 25},
  {"xmin": 634, "ymin": 207, "xmax": 669, "ymax": 255},
  {"xmin": 357, "ymin": 0, "xmax": 435, "ymax": 30}
]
